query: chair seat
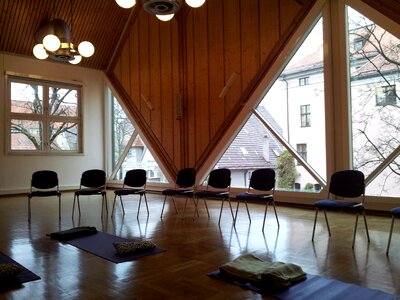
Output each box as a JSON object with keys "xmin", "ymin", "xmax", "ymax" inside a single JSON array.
[
  {"xmin": 162, "ymin": 189, "xmax": 193, "ymax": 196},
  {"xmin": 75, "ymin": 188, "xmax": 105, "ymax": 196},
  {"xmin": 28, "ymin": 190, "xmax": 61, "ymax": 197},
  {"xmin": 315, "ymin": 199, "xmax": 361, "ymax": 210},
  {"xmin": 236, "ymin": 192, "xmax": 273, "ymax": 201},
  {"xmin": 114, "ymin": 188, "xmax": 145, "ymax": 196},
  {"xmin": 391, "ymin": 207, "xmax": 400, "ymax": 217},
  {"xmin": 195, "ymin": 190, "xmax": 229, "ymax": 199}
]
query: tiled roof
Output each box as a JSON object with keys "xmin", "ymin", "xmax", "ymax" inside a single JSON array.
[{"xmin": 216, "ymin": 107, "xmax": 283, "ymax": 170}]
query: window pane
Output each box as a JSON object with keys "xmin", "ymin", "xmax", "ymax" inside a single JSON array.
[
  {"xmin": 347, "ymin": 6, "xmax": 400, "ymax": 197},
  {"xmin": 50, "ymin": 122, "xmax": 79, "ymax": 151},
  {"xmin": 111, "ymin": 96, "xmax": 167, "ymax": 183},
  {"xmin": 49, "ymin": 87, "xmax": 79, "ymax": 116},
  {"xmin": 365, "ymin": 155, "xmax": 400, "ymax": 197},
  {"xmin": 11, "ymin": 119, "xmax": 42, "ymax": 150},
  {"xmin": 11, "ymin": 82, "xmax": 43, "ymax": 114}
]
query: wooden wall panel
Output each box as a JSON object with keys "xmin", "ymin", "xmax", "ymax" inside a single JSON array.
[
  {"xmin": 108, "ymin": 0, "xmax": 316, "ymax": 180},
  {"xmin": 207, "ymin": 0, "xmax": 225, "ymax": 138}
]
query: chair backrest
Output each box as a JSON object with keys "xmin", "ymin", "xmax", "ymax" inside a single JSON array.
[
  {"xmin": 123, "ymin": 169, "xmax": 147, "ymax": 188},
  {"xmin": 329, "ymin": 170, "xmax": 365, "ymax": 198},
  {"xmin": 80, "ymin": 169, "xmax": 106, "ymax": 188},
  {"xmin": 31, "ymin": 170, "xmax": 59, "ymax": 190},
  {"xmin": 207, "ymin": 168, "xmax": 231, "ymax": 189},
  {"xmin": 248, "ymin": 168, "xmax": 275, "ymax": 192},
  {"xmin": 175, "ymin": 168, "xmax": 196, "ymax": 188}
]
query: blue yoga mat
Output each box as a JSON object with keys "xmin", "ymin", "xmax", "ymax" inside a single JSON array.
[
  {"xmin": 208, "ymin": 270, "xmax": 398, "ymax": 300},
  {"xmin": 0, "ymin": 251, "xmax": 40, "ymax": 288},
  {"xmin": 63, "ymin": 231, "xmax": 166, "ymax": 263}
]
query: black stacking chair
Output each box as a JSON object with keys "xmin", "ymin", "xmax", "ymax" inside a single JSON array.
[
  {"xmin": 28, "ymin": 170, "xmax": 61, "ymax": 221},
  {"xmin": 235, "ymin": 168, "xmax": 279, "ymax": 231},
  {"xmin": 72, "ymin": 169, "xmax": 107, "ymax": 218},
  {"xmin": 386, "ymin": 207, "xmax": 400, "ymax": 254},
  {"xmin": 195, "ymin": 168, "xmax": 233, "ymax": 222},
  {"xmin": 111, "ymin": 169, "xmax": 148, "ymax": 218},
  {"xmin": 161, "ymin": 168, "xmax": 196, "ymax": 219},
  {"xmin": 312, "ymin": 170, "xmax": 370, "ymax": 248}
]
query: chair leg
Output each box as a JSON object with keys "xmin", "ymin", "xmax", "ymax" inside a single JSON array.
[
  {"xmin": 111, "ymin": 194, "xmax": 117, "ymax": 217},
  {"xmin": 262, "ymin": 202, "xmax": 269, "ymax": 232},
  {"xmin": 203, "ymin": 198, "xmax": 210, "ymax": 219},
  {"xmin": 119, "ymin": 195, "xmax": 125, "ymax": 215},
  {"xmin": 192, "ymin": 195, "xmax": 200, "ymax": 219},
  {"xmin": 228, "ymin": 198, "xmax": 235, "ymax": 221},
  {"xmin": 58, "ymin": 195, "xmax": 61, "ymax": 220},
  {"xmin": 160, "ymin": 195, "xmax": 167, "ymax": 218},
  {"xmin": 386, "ymin": 216, "xmax": 395, "ymax": 255},
  {"xmin": 218, "ymin": 199, "xmax": 225, "ymax": 225},
  {"xmin": 352, "ymin": 212, "xmax": 359, "ymax": 249},
  {"xmin": 233, "ymin": 201, "xmax": 240, "ymax": 226},
  {"xmin": 245, "ymin": 201, "xmax": 251, "ymax": 223},
  {"xmin": 312, "ymin": 209, "xmax": 318, "ymax": 241},
  {"xmin": 362, "ymin": 209, "xmax": 370, "ymax": 242},
  {"xmin": 28, "ymin": 197, "xmax": 31, "ymax": 221},
  {"xmin": 143, "ymin": 194, "xmax": 150, "ymax": 216},
  {"xmin": 323, "ymin": 210, "xmax": 331, "ymax": 236},
  {"xmin": 272, "ymin": 201, "xmax": 279, "ymax": 227}
]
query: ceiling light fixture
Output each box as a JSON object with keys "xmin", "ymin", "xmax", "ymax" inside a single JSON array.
[
  {"xmin": 32, "ymin": 0, "xmax": 94, "ymax": 64},
  {"xmin": 115, "ymin": 0, "xmax": 206, "ymax": 22}
]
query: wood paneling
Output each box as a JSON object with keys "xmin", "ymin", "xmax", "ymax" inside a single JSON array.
[{"xmin": 107, "ymin": 0, "xmax": 316, "ymax": 179}]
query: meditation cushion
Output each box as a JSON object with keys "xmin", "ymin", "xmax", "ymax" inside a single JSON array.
[
  {"xmin": 0, "ymin": 263, "xmax": 25, "ymax": 279},
  {"xmin": 219, "ymin": 253, "xmax": 306, "ymax": 289},
  {"xmin": 48, "ymin": 226, "xmax": 98, "ymax": 241},
  {"xmin": 113, "ymin": 240, "xmax": 156, "ymax": 256}
]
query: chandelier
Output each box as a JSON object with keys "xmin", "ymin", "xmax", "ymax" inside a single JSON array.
[
  {"xmin": 116, "ymin": 0, "xmax": 206, "ymax": 21},
  {"xmin": 32, "ymin": 0, "xmax": 94, "ymax": 64}
]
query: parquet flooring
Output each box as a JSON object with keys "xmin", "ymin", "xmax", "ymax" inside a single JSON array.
[{"xmin": 0, "ymin": 192, "xmax": 399, "ymax": 299}]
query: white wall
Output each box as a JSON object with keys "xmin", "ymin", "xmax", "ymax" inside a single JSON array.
[{"xmin": 0, "ymin": 53, "xmax": 105, "ymax": 194}]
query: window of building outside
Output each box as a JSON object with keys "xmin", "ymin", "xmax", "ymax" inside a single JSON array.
[
  {"xmin": 7, "ymin": 76, "xmax": 81, "ymax": 153},
  {"xmin": 375, "ymin": 85, "xmax": 397, "ymax": 106},
  {"xmin": 109, "ymin": 95, "xmax": 167, "ymax": 183},
  {"xmin": 300, "ymin": 104, "xmax": 311, "ymax": 127},
  {"xmin": 296, "ymin": 144, "xmax": 307, "ymax": 165},
  {"xmin": 354, "ymin": 38, "xmax": 365, "ymax": 51},
  {"xmin": 348, "ymin": 6, "xmax": 400, "ymax": 197},
  {"xmin": 214, "ymin": 18, "xmax": 326, "ymax": 192},
  {"xmin": 299, "ymin": 77, "xmax": 309, "ymax": 86}
]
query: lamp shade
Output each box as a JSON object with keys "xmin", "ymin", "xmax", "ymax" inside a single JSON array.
[
  {"xmin": 115, "ymin": 0, "xmax": 136, "ymax": 8},
  {"xmin": 78, "ymin": 41, "xmax": 95, "ymax": 57},
  {"xmin": 156, "ymin": 14, "xmax": 174, "ymax": 21},
  {"xmin": 185, "ymin": 0, "xmax": 205, "ymax": 8},
  {"xmin": 43, "ymin": 34, "xmax": 61, "ymax": 52},
  {"xmin": 69, "ymin": 55, "xmax": 82, "ymax": 64},
  {"xmin": 33, "ymin": 44, "xmax": 49, "ymax": 60}
]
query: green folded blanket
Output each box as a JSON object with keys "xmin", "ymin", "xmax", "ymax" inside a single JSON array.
[{"xmin": 219, "ymin": 253, "xmax": 306, "ymax": 289}]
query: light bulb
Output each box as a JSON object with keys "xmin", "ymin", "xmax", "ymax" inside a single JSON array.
[
  {"xmin": 115, "ymin": 0, "xmax": 136, "ymax": 9},
  {"xmin": 185, "ymin": 0, "xmax": 206, "ymax": 8},
  {"xmin": 33, "ymin": 44, "xmax": 49, "ymax": 60},
  {"xmin": 78, "ymin": 41, "xmax": 95, "ymax": 57},
  {"xmin": 156, "ymin": 14, "xmax": 174, "ymax": 21},
  {"xmin": 43, "ymin": 34, "xmax": 60, "ymax": 52},
  {"xmin": 69, "ymin": 55, "xmax": 82, "ymax": 64}
]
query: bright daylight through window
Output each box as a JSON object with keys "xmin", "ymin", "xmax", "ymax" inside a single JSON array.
[{"xmin": 8, "ymin": 76, "xmax": 81, "ymax": 153}]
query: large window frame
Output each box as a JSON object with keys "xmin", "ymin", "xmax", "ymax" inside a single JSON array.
[{"xmin": 7, "ymin": 75, "xmax": 83, "ymax": 154}]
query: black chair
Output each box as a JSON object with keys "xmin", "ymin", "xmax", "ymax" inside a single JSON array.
[
  {"xmin": 111, "ymin": 169, "xmax": 148, "ymax": 218},
  {"xmin": 386, "ymin": 207, "xmax": 400, "ymax": 254},
  {"xmin": 161, "ymin": 168, "xmax": 196, "ymax": 219},
  {"xmin": 235, "ymin": 168, "xmax": 279, "ymax": 231},
  {"xmin": 195, "ymin": 168, "xmax": 233, "ymax": 222},
  {"xmin": 311, "ymin": 170, "xmax": 370, "ymax": 248},
  {"xmin": 72, "ymin": 169, "xmax": 107, "ymax": 218},
  {"xmin": 28, "ymin": 170, "xmax": 61, "ymax": 221}
]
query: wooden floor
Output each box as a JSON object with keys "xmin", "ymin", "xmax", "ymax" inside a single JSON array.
[{"xmin": 0, "ymin": 192, "xmax": 399, "ymax": 299}]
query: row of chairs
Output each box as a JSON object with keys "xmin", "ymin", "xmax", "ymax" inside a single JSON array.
[
  {"xmin": 27, "ymin": 168, "xmax": 400, "ymax": 253},
  {"xmin": 160, "ymin": 168, "xmax": 279, "ymax": 232}
]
